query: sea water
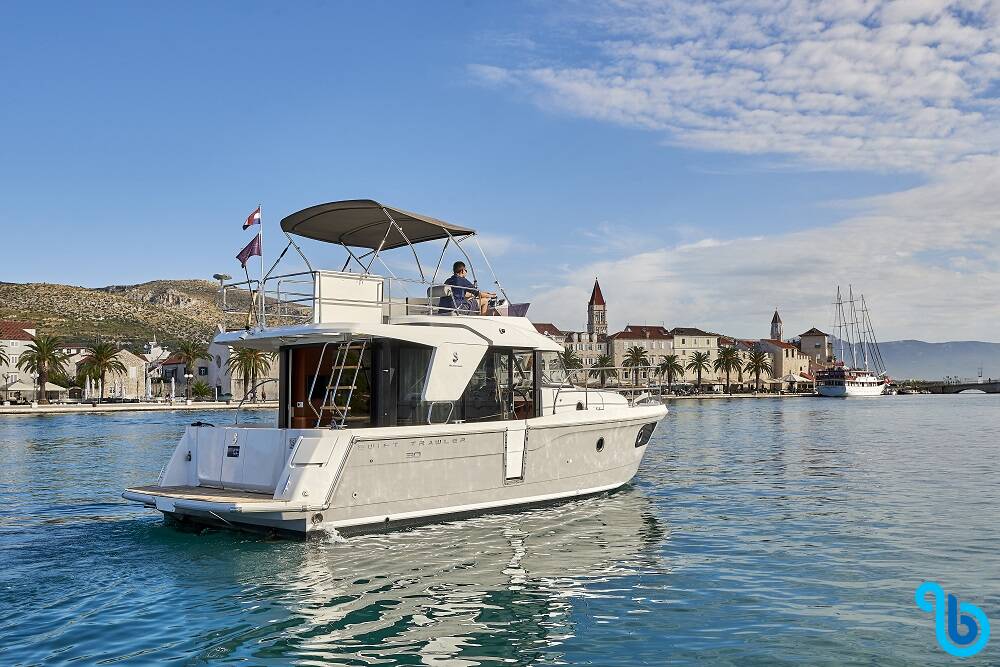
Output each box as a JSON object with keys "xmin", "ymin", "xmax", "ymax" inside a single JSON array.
[{"xmin": 0, "ymin": 396, "xmax": 997, "ymax": 665}]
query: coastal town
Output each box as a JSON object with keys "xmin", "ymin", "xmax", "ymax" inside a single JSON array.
[
  {"xmin": 0, "ymin": 321, "xmax": 277, "ymax": 406},
  {"xmin": 0, "ymin": 276, "xmax": 837, "ymax": 407},
  {"xmin": 533, "ymin": 279, "xmax": 831, "ymax": 394}
]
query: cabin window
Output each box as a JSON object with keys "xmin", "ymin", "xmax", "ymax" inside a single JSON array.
[
  {"xmin": 286, "ymin": 342, "xmax": 374, "ymax": 429},
  {"xmin": 538, "ymin": 350, "xmax": 572, "ymax": 387},
  {"xmin": 452, "ymin": 348, "xmax": 538, "ymax": 423},
  {"xmin": 395, "ymin": 345, "xmax": 434, "ymax": 426}
]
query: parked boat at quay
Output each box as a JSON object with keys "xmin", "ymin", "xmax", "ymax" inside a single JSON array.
[
  {"xmin": 123, "ymin": 200, "xmax": 666, "ymax": 536},
  {"xmin": 816, "ymin": 286, "xmax": 888, "ymax": 397}
]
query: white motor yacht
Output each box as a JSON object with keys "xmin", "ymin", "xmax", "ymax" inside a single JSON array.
[{"xmin": 123, "ymin": 200, "xmax": 667, "ymax": 536}]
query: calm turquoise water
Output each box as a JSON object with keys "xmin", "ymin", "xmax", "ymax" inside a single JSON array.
[{"xmin": 0, "ymin": 397, "xmax": 997, "ymax": 665}]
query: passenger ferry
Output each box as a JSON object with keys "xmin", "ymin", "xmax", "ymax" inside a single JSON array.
[{"xmin": 123, "ymin": 200, "xmax": 666, "ymax": 536}]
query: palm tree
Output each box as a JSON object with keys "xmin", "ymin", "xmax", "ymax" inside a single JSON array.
[
  {"xmin": 80, "ymin": 341, "xmax": 127, "ymax": 402},
  {"xmin": 712, "ymin": 346, "xmax": 741, "ymax": 394},
  {"xmin": 622, "ymin": 346, "xmax": 650, "ymax": 387},
  {"xmin": 0, "ymin": 342, "xmax": 8, "ymax": 368},
  {"xmin": 226, "ymin": 347, "xmax": 274, "ymax": 399},
  {"xmin": 190, "ymin": 379, "xmax": 213, "ymax": 400},
  {"xmin": 558, "ymin": 348, "xmax": 583, "ymax": 379},
  {"xmin": 176, "ymin": 339, "xmax": 211, "ymax": 399},
  {"xmin": 686, "ymin": 351, "xmax": 712, "ymax": 393},
  {"xmin": 743, "ymin": 349, "xmax": 774, "ymax": 393},
  {"xmin": 657, "ymin": 355, "xmax": 685, "ymax": 394},
  {"xmin": 16, "ymin": 334, "xmax": 70, "ymax": 405},
  {"xmin": 589, "ymin": 353, "xmax": 617, "ymax": 387}
]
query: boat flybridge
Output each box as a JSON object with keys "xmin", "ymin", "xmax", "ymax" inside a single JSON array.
[{"xmin": 124, "ymin": 200, "xmax": 666, "ymax": 536}]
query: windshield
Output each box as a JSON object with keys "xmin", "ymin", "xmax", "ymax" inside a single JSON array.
[{"xmin": 538, "ymin": 350, "xmax": 572, "ymax": 387}]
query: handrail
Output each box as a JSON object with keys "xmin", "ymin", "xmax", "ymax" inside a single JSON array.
[
  {"xmin": 233, "ymin": 377, "xmax": 279, "ymax": 425},
  {"xmin": 220, "ymin": 269, "xmax": 516, "ymax": 323}
]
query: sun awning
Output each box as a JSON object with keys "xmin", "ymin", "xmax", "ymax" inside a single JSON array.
[
  {"xmin": 781, "ymin": 373, "xmax": 812, "ymax": 383},
  {"xmin": 1, "ymin": 380, "xmax": 35, "ymax": 391},
  {"xmin": 280, "ymin": 199, "xmax": 476, "ymax": 250}
]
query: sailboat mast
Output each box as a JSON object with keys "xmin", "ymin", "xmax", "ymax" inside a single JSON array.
[
  {"xmin": 847, "ymin": 285, "xmax": 859, "ymax": 368},
  {"xmin": 860, "ymin": 292, "xmax": 869, "ymax": 370},
  {"xmin": 836, "ymin": 286, "xmax": 846, "ymax": 364}
]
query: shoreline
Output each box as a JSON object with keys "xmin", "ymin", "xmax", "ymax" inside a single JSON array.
[
  {"xmin": 0, "ymin": 401, "xmax": 279, "ymax": 416},
  {"xmin": 660, "ymin": 392, "xmax": 815, "ymax": 400}
]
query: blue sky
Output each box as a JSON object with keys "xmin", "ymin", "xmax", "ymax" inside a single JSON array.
[{"xmin": 1, "ymin": 1, "xmax": 998, "ymax": 341}]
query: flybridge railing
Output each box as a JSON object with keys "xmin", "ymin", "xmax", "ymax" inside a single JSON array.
[{"xmin": 220, "ymin": 269, "xmax": 507, "ymax": 328}]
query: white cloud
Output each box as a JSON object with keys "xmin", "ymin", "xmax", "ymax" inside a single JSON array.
[
  {"xmin": 527, "ymin": 155, "xmax": 1000, "ymax": 341},
  {"xmin": 469, "ymin": 1, "xmax": 1000, "ymax": 341},
  {"xmin": 471, "ymin": 0, "xmax": 1000, "ymax": 171}
]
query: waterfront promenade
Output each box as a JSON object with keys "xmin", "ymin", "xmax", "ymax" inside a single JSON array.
[
  {"xmin": 0, "ymin": 401, "xmax": 279, "ymax": 416},
  {"xmin": 0, "ymin": 394, "xmax": 818, "ymax": 416}
]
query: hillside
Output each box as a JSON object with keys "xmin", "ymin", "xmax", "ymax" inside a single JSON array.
[
  {"xmin": 0, "ymin": 279, "xmax": 254, "ymax": 345},
  {"xmin": 878, "ymin": 339, "xmax": 1000, "ymax": 381}
]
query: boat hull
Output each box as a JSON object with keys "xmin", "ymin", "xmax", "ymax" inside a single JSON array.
[
  {"xmin": 816, "ymin": 383, "xmax": 885, "ymax": 397},
  {"xmin": 124, "ymin": 406, "xmax": 666, "ymax": 537}
]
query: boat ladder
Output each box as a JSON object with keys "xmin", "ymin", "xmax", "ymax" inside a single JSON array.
[{"xmin": 317, "ymin": 337, "xmax": 369, "ymax": 429}]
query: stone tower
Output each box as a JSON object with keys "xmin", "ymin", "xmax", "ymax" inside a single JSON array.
[
  {"xmin": 587, "ymin": 278, "xmax": 607, "ymax": 336},
  {"xmin": 770, "ymin": 309, "xmax": 783, "ymax": 340}
]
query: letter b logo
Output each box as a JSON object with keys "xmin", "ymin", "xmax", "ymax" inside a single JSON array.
[{"xmin": 916, "ymin": 582, "xmax": 990, "ymax": 658}]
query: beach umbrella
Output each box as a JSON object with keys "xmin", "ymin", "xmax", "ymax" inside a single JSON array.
[{"xmin": 170, "ymin": 377, "xmax": 175, "ymax": 399}]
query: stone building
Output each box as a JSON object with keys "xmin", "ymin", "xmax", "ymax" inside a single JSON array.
[
  {"xmin": 759, "ymin": 338, "xmax": 812, "ymax": 380},
  {"xmin": 798, "ymin": 327, "xmax": 833, "ymax": 366},
  {"xmin": 669, "ymin": 327, "xmax": 720, "ymax": 385},
  {"xmin": 607, "ymin": 325, "xmax": 673, "ymax": 383},
  {"xmin": 0, "ymin": 321, "xmax": 36, "ymax": 387},
  {"xmin": 158, "ymin": 341, "xmax": 279, "ymax": 399},
  {"xmin": 60, "ymin": 345, "xmax": 149, "ymax": 399}
]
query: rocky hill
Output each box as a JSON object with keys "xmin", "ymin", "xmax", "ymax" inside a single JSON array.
[{"xmin": 0, "ymin": 279, "xmax": 255, "ymax": 345}]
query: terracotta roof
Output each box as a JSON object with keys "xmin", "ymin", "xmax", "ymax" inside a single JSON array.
[
  {"xmin": 609, "ymin": 325, "xmax": 672, "ymax": 340},
  {"xmin": 761, "ymin": 338, "xmax": 797, "ymax": 350},
  {"xmin": 161, "ymin": 354, "xmax": 186, "ymax": 365},
  {"xmin": 800, "ymin": 327, "xmax": 828, "ymax": 337},
  {"xmin": 771, "ymin": 310, "xmax": 782, "ymax": 324},
  {"xmin": 588, "ymin": 279, "xmax": 605, "ymax": 307},
  {"xmin": 0, "ymin": 321, "xmax": 35, "ymax": 341},
  {"xmin": 669, "ymin": 327, "xmax": 713, "ymax": 337},
  {"xmin": 533, "ymin": 322, "xmax": 564, "ymax": 337}
]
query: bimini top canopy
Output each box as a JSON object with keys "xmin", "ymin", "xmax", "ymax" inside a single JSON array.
[{"xmin": 280, "ymin": 199, "xmax": 476, "ymax": 250}]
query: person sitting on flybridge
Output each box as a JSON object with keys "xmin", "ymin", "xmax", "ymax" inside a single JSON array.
[{"xmin": 441, "ymin": 261, "xmax": 495, "ymax": 315}]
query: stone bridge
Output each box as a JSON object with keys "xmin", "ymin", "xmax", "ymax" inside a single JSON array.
[{"xmin": 924, "ymin": 381, "xmax": 1000, "ymax": 394}]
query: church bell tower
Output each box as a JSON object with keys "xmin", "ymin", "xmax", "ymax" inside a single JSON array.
[
  {"xmin": 770, "ymin": 309, "xmax": 783, "ymax": 340},
  {"xmin": 587, "ymin": 279, "xmax": 607, "ymax": 336}
]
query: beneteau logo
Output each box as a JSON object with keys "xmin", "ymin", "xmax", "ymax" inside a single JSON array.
[{"xmin": 915, "ymin": 582, "xmax": 990, "ymax": 657}]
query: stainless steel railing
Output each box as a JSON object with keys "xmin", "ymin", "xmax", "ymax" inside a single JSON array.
[{"xmin": 221, "ymin": 270, "xmax": 510, "ymax": 328}]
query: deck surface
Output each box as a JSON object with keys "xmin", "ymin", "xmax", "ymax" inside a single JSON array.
[{"xmin": 127, "ymin": 485, "xmax": 276, "ymax": 503}]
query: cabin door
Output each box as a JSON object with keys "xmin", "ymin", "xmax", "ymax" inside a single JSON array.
[{"xmin": 503, "ymin": 422, "xmax": 527, "ymax": 483}]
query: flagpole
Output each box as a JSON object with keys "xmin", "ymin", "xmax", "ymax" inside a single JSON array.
[{"xmin": 258, "ymin": 202, "xmax": 265, "ymax": 328}]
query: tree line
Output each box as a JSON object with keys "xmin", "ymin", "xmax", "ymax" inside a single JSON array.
[
  {"xmin": 0, "ymin": 334, "xmax": 273, "ymax": 404},
  {"xmin": 558, "ymin": 345, "xmax": 775, "ymax": 394}
]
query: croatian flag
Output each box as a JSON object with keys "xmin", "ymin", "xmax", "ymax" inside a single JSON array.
[
  {"xmin": 237, "ymin": 233, "xmax": 262, "ymax": 268},
  {"xmin": 243, "ymin": 206, "xmax": 261, "ymax": 230}
]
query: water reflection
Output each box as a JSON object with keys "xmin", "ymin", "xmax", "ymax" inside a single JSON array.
[{"xmin": 177, "ymin": 491, "xmax": 666, "ymax": 665}]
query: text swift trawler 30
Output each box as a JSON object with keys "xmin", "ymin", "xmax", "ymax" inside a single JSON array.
[{"xmin": 123, "ymin": 200, "xmax": 666, "ymax": 536}]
